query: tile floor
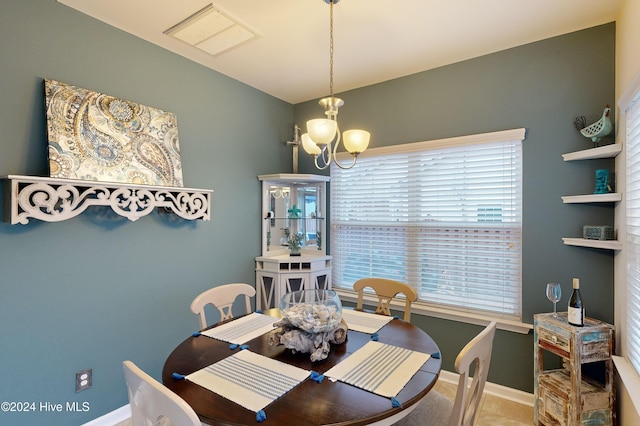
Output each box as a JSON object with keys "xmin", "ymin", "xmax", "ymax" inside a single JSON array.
[
  {"xmin": 434, "ymin": 380, "xmax": 534, "ymax": 426},
  {"xmin": 117, "ymin": 381, "xmax": 534, "ymax": 425}
]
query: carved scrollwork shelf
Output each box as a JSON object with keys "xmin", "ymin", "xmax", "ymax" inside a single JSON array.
[{"xmin": 3, "ymin": 175, "xmax": 213, "ymax": 224}]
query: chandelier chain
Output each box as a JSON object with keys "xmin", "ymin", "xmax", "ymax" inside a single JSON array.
[
  {"xmin": 329, "ymin": 0, "xmax": 334, "ymax": 98},
  {"xmin": 299, "ymin": 0, "xmax": 368, "ymax": 170}
]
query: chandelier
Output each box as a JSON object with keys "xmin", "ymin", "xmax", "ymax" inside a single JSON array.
[{"xmin": 301, "ymin": 0, "xmax": 370, "ymax": 170}]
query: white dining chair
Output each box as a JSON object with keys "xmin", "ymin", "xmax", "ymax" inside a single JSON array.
[
  {"xmin": 353, "ymin": 277, "xmax": 418, "ymax": 322},
  {"xmin": 190, "ymin": 283, "xmax": 256, "ymax": 329},
  {"xmin": 394, "ymin": 321, "xmax": 497, "ymax": 426},
  {"xmin": 123, "ymin": 360, "xmax": 206, "ymax": 426}
]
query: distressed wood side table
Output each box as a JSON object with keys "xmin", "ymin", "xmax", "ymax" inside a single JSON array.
[{"xmin": 534, "ymin": 312, "xmax": 615, "ymax": 425}]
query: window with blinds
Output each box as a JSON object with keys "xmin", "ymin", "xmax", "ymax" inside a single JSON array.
[
  {"xmin": 626, "ymin": 91, "xmax": 640, "ymax": 376},
  {"xmin": 331, "ymin": 129, "xmax": 524, "ymax": 319}
]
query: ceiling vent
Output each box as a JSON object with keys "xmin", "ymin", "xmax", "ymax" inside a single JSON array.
[{"xmin": 164, "ymin": 3, "xmax": 259, "ymax": 57}]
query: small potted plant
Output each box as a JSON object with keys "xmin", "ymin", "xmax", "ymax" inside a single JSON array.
[{"xmin": 287, "ymin": 232, "xmax": 304, "ymax": 256}]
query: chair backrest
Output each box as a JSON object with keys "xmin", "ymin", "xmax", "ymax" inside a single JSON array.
[
  {"xmin": 190, "ymin": 283, "xmax": 256, "ymax": 329},
  {"xmin": 353, "ymin": 277, "xmax": 418, "ymax": 322},
  {"xmin": 122, "ymin": 360, "xmax": 202, "ymax": 426},
  {"xmin": 449, "ymin": 321, "xmax": 497, "ymax": 426}
]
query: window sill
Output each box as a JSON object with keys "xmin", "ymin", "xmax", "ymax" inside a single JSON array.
[
  {"xmin": 335, "ymin": 289, "xmax": 533, "ymax": 334},
  {"xmin": 612, "ymin": 356, "xmax": 640, "ymax": 417}
]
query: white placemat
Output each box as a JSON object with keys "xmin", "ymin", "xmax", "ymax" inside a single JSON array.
[
  {"xmin": 325, "ymin": 341, "xmax": 431, "ymax": 398},
  {"xmin": 341, "ymin": 309, "xmax": 394, "ymax": 334},
  {"xmin": 186, "ymin": 349, "xmax": 310, "ymax": 413},
  {"xmin": 200, "ymin": 312, "xmax": 277, "ymax": 344}
]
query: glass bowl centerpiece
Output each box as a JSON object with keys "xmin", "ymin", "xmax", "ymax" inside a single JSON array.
[{"xmin": 279, "ymin": 289, "xmax": 342, "ymax": 333}]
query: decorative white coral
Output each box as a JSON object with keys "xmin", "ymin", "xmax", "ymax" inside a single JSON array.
[{"xmin": 268, "ymin": 317, "xmax": 348, "ymax": 362}]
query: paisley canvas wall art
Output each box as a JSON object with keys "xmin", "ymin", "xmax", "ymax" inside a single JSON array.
[{"xmin": 44, "ymin": 79, "xmax": 184, "ymax": 187}]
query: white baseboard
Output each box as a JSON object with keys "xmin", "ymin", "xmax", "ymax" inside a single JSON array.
[
  {"xmin": 83, "ymin": 373, "xmax": 533, "ymax": 425},
  {"xmin": 438, "ymin": 370, "xmax": 534, "ymax": 407},
  {"xmin": 82, "ymin": 404, "xmax": 130, "ymax": 426}
]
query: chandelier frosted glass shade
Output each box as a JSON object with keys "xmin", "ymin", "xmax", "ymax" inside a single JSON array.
[
  {"xmin": 306, "ymin": 118, "xmax": 337, "ymax": 145},
  {"xmin": 343, "ymin": 129, "xmax": 370, "ymax": 154},
  {"xmin": 301, "ymin": 132, "xmax": 322, "ymax": 155}
]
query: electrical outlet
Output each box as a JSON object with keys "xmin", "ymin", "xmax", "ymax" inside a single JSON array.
[{"xmin": 76, "ymin": 368, "xmax": 92, "ymax": 392}]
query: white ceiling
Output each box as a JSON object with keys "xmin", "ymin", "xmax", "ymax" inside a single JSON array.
[{"xmin": 57, "ymin": 0, "xmax": 623, "ymax": 104}]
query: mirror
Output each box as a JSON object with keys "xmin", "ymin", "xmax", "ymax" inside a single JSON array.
[{"xmin": 268, "ymin": 183, "xmax": 323, "ymax": 250}]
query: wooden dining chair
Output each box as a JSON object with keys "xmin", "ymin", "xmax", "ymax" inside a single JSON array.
[
  {"xmin": 395, "ymin": 321, "xmax": 497, "ymax": 426},
  {"xmin": 123, "ymin": 360, "xmax": 206, "ymax": 426},
  {"xmin": 353, "ymin": 277, "xmax": 418, "ymax": 322},
  {"xmin": 190, "ymin": 283, "xmax": 256, "ymax": 329}
]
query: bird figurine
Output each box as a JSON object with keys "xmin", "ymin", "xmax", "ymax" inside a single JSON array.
[{"xmin": 577, "ymin": 105, "xmax": 612, "ymax": 146}]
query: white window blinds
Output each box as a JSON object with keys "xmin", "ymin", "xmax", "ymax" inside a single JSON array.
[
  {"xmin": 626, "ymin": 91, "xmax": 640, "ymax": 375},
  {"xmin": 331, "ymin": 129, "xmax": 524, "ymax": 319}
]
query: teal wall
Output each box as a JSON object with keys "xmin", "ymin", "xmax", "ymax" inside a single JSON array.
[
  {"xmin": 0, "ymin": 0, "xmax": 615, "ymax": 423},
  {"xmin": 296, "ymin": 23, "xmax": 616, "ymax": 393},
  {"xmin": 0, "ymin": 1, "xmax": 292, "ymax": 425}
]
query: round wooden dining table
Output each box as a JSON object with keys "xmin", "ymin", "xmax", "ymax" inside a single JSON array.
[{"xmin": 162, "ymin": 310, "xmax": 442, "ymax": 425}]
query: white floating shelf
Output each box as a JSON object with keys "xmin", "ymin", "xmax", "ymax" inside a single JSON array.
[
  {"xmin": 561, "ymin": 193, "xmax": 622, "ymax": 203},
  {"xmin": 562, "ymin": 144, "xmax": 622, "ymax": 161},
  {"xmin": 562, "ymin": 238, "xmax": 622, "ymax": 250},
  {"xmin": 3, "ymin": 175, "xmax": 213, "ymax": 224}
]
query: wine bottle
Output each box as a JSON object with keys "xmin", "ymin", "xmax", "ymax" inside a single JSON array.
[{"xmin": 568, "ymin": 277, "xmax": 585, "ymax": 326}]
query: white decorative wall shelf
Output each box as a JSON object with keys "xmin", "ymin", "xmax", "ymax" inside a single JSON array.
[
  {"xmin": 561, "ymin": 193, "xmax": 622, "ymax": 203},
  {"xmin": 3, "ymin": 175, "xmax": 213, "ymax": 224},
  {"xmin": 560, "ymin": 144, "xmax": 622, "ymax": 250},
  {"xmin": 562, "ymin": 238, "xmax": 622, "ymax": 250},
  {"xmin": 561, "ymin": 143, "xmax": 622, "ymax": 161}
]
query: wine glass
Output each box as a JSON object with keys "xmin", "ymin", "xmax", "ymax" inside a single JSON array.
[{"xmin": 546, "ymin": 283, "xmax": 562, "ymax": 317}]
